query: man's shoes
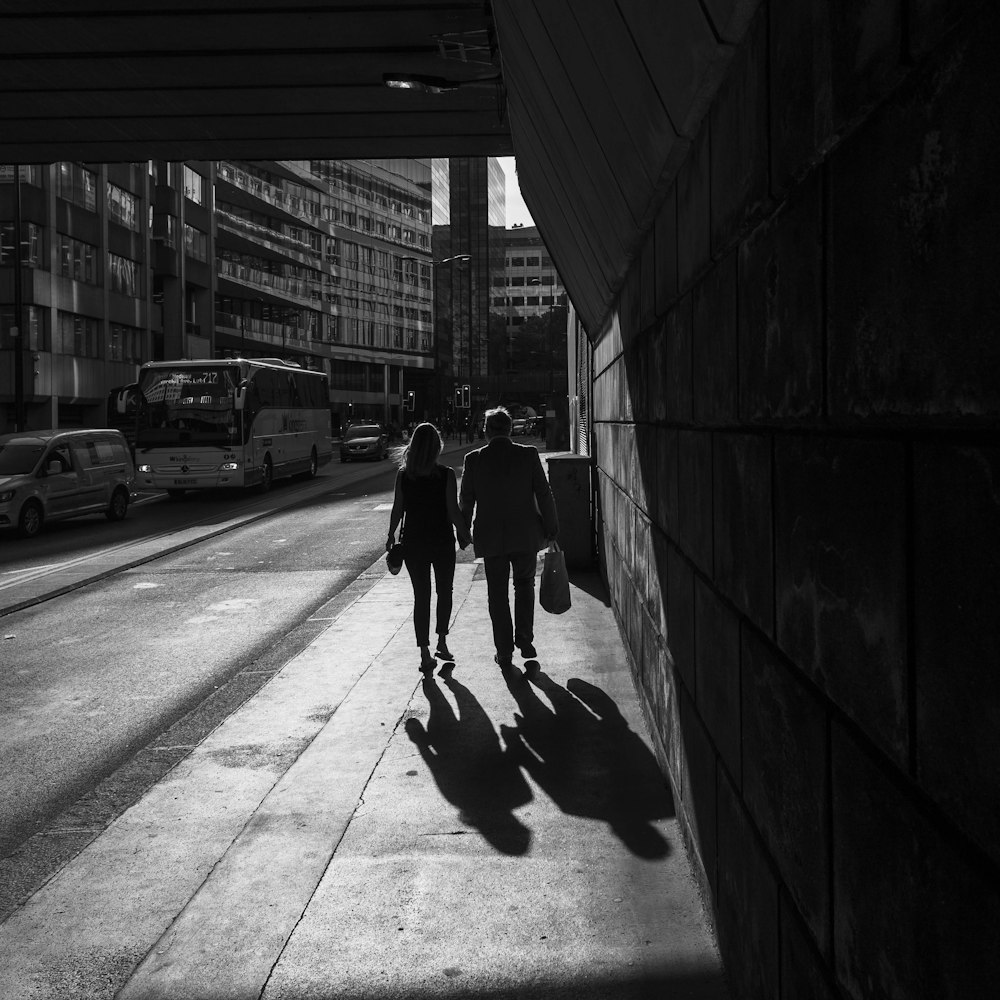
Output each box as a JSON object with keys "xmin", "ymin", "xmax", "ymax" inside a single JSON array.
[
  {"xmin": 517, "ymin": 640, "xmax": 537, "ymax": 659},
  {"xmin": 494, "ymin": 652, "xmax": 514, "ymax": 670},
  {"xmin": 435, "ymin": 641, "xmax": 455, "ymax": 661}
]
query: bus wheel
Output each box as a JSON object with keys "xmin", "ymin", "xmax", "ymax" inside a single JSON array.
[
  {"xmin": 167, "ymin": 489, "xmax": 186, "ymax": 500},
  {"xmin": 307, "ymin": 448, "xmax": 318, "ymax": 478},
  {"xmin": 105, "ymin": 486, "xmax": 129, "ymax": 521},
  {"xmin": 259, "ymin": 455, "xmax": 273, "ymax": 492},
  {"xmin": 18, "ymin": 500, "xmax": 43, "ymax": 538}
]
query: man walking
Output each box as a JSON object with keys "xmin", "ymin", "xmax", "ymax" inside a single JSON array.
[{"xmin": 460, "ymin": 406, "xmax": 559, "ymax": 668}]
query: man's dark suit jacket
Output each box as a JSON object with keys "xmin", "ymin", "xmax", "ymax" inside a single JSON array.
[{"xmin": 459, "ymin": 436, "xmax": 559, "ymax": 559}]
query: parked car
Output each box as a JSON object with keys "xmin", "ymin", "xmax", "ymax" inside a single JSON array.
[
  {"xmin": 340, "ymin": 423, "xmax": 389, "ymax": 462},
  {"xmin": 511, "ymin": 418, "xmax": 527, "ymax": 436},
  {"xmin": 0, "ymin": 428, "xmax": 135, "ymax": 538}
]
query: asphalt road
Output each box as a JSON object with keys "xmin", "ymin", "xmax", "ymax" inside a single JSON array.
[{"xmin": 0, "ymin": 445, "xmax": 474, "ymax": 857}]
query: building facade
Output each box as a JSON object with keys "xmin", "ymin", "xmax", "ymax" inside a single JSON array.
[
  {"xmin": 1, "ymin": 158, "xmax": 437, "ymax": 436},
  {"xmin": 1, "ymin": 163, "xmax": 155, "ymax": 431},
  {"xmin": 499, "ymin": 223, "xmax": 568, "ymax": 410}
]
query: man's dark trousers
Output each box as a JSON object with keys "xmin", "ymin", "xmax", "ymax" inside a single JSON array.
[{"xmin": 483, "ymin": 551, "xmax": 536, "ymax": 658}]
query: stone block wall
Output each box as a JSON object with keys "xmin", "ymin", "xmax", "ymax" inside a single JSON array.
[{"xmin": 590, "ymin": 3, "xmax": 1000, "ymax": 997}]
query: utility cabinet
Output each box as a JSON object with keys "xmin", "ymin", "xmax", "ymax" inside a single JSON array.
[{"xmin": 546, "ymin": 454, "xmax": 592, "ymax": 569}]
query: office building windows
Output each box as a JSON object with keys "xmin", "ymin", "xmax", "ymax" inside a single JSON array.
[
  {"xmin": 57, "ymin": 163, "xmax": 97, "ymax": 212},
  {"xmin": 108, "ymin": 252, "xmax": 140, "ymax": 296},
  {"xmin": 1, "ymin": 304, "xmax": 48, "ymax": 350},
  {"xmin": 109, "ymin": 323, "xmax": 143, "ymax": 363},
  {"xmin": 108, "ymin": 183, "xmax": 139, "ymax": 231},
  {"xmin": 184, "ymin": 224, "xmax": 208, "ymax": 261},
  {"xmin": 183, "ymin": 165, "xmax": 205, "ymax": 204},
  {"xmin": 56, "ymin": 311, "xmax": 100, "ymax": 358},
  {"xmin": 1, "ymin": 221, "xmax": 44, "ymax": 267},
  {"xmin": 58, "ymin": 234, "xmax": 99, "ymax": 284}
]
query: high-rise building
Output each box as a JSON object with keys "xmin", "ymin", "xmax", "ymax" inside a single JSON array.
[
  {"xmin": 499, "ymin": 224, "xmax": 568, "ymax": 408},
  {"xmin": 1, "ymin": 163, "xmax": 156, "ymax": 431},
  {"xmin": 429, "ymin": 157, "xmax": 506, "ymax": 423},
  {"xmin": 210, "ymin": 158, "xmax": 435, "ymax": 432}
]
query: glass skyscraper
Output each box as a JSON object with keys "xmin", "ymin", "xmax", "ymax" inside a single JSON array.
[{"xmin": 430, "ymin": 157, "xmax": 505, "ymax": 421}]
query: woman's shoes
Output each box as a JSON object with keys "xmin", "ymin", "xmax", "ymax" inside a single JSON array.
[
  {"xmin": 434, "ymin": 641, "xmax": 455, "ymax": 662},
  {"xmin": 419, "ymin": 647, "xmax": 436, "ymax": 672}
]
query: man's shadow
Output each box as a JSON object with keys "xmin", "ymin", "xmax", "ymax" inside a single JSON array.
[
  {"xmin": 405, "ymin": 672, "xmax": 533, "ymax": 856},
  {"xmin": 500, "ymin": 669, "xmax": 673, "ymax": 858}
]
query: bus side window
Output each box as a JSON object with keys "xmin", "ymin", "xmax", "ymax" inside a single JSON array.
[
  {"xmin": 288, "ymin": 374, "xmax": 302, "ymax": 408},
  {"xmin": 255, "ymin": 372, "xmax": 273, "ymax": 407}
]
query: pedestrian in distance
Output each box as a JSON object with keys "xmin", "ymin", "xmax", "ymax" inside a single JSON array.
[
  {"xmin": 387, "ymin": 422, "xmax": 472, "ymax": 672},
  {"xmin": 459, "ymin": 405, "xmax": 559, "ymax": 669}
]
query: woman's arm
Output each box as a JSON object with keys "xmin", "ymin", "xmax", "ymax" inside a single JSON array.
[
  {"xmin": 446, "ymin": 466, "xmax": 471, "ymax": 548},
  {"xmin": 387, "ymin": 469, "xmax": 405, "ymax": 551}
]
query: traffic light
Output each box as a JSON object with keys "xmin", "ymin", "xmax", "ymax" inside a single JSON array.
[
  {"xmin": 405, "ymin": 389, "xmax": 415, "ymax": 412},
  {"xmin": 462, "ymin": 384, "xmax": 470, "ymax": 408},
  {"xmin": 454, "ymin": 386, "xmax": 463, "ymax": 408}
]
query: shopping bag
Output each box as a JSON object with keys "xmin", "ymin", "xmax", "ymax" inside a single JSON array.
[{"xmin": 539, "ymin": 542, "xmax": 571, "ymax": 614}]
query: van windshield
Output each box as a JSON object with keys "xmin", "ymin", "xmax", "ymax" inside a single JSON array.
[
  {"xmin": 135, "ymin": 366, "xmax": 242, "ymax": 448},
  {"xmin": 0, "ymin": 444, "xmax": 44, "ymax": 475}
]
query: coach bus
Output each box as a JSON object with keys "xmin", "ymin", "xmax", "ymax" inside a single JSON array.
[{"xmin": 128, "ymin": 358, "xmax": 332, "ymax": 495}]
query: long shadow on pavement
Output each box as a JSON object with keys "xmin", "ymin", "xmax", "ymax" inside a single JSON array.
[
  {"xmin": 405, "ymin": 673, "xmax": 533, "ymax": 856},
  {"xmin": 500, "ymin": 668, "xmax": 674, "ymax": 859}
]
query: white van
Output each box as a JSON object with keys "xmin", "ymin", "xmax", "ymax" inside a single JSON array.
[{"xmin": 0, "ymin": 428, "xmax": 135, "ymax": 538}]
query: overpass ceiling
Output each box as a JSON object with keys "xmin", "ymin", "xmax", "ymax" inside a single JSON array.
[
  {"xmin": 0, "ymin": 1, "xmax": 512, "ymax": 161},
  {"xmin": 0, "ymin": 0, "xmax": 758, "ymax": 339}
]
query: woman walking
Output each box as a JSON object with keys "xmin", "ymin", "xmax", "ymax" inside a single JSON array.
[{"xmin": 387, "ymin": 422, "xmax": 471, "ymax": 671}]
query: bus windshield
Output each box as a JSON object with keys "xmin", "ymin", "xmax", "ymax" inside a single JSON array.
[{"xmin": 136, "ymin": 365, "xmax": 242, "ymax": 448}]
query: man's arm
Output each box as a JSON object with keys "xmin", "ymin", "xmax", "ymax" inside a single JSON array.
[{"xmin": 531, "ymin": 450, "xmax": 559, "ymax": 542}]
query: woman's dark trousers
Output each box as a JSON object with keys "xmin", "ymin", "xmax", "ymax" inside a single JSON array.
[{"xmin": 405, "ymin": 542, "xmax": 456, "ymax": 646}]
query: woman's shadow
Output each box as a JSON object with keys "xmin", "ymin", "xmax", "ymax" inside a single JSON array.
[
  {"xmin": 405, "ymin": 671, "xmax": 533, "ymax": 856},
  {"xmin": 500, "ymin": 669, "xmax": 673, "ymax": 859}
]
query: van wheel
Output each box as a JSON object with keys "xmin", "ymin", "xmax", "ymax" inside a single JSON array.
[
  {"xmin": 259, "ymin": 455, "xmax": 273, "ymax": 492},
  {"xmin": 106, "ymin": 486, "xmax": 129, "ymax": 521},
  {"xmin": 307, "ymin": 448, "xmax": 318, "ymax": 478},
  {"xmin": 18, "ymin": 500, "xmax": 43, "ymax": 538}
]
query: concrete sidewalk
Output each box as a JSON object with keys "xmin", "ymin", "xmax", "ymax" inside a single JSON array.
[{"xmin": 0, "ymin": 555, "xmax": 729, "ymax": 999}]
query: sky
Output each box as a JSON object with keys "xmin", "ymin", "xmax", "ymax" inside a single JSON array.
[{"xmin": 498, "ymin": 156, "xmax": 535, "ymax": 228}]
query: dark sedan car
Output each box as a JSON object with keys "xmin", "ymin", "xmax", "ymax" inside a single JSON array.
[{"xmin": 340, "ymin": 423, "xmax": 389, "ymax": 462}]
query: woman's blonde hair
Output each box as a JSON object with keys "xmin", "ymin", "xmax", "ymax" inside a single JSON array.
[{"xmin": 403, "ymin": 422, "xmax": 443, "ymax": 478}]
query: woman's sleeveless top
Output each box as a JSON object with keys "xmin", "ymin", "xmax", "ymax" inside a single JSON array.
[{"xmin": 401, "ymin": 464, "xmax": 453, "ymax": 546}]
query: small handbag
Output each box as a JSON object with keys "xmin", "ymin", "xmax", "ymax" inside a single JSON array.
[
  {"xmin": 386, "ymin": 542, "xmax": 405, "ymax": 575},
  {"xmin": 386, "ymin": 515, "xmax": 405, "ymax": 575}
]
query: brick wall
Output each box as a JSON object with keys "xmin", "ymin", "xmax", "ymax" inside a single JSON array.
[{"xmin": 591, "ymin": 3, "xmax": 1000, "ymax": 997}]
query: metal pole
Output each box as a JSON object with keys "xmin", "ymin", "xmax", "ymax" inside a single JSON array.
[{"xmin": 12, "ymin": 167, "xmax": 25, "ymax": 432}]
